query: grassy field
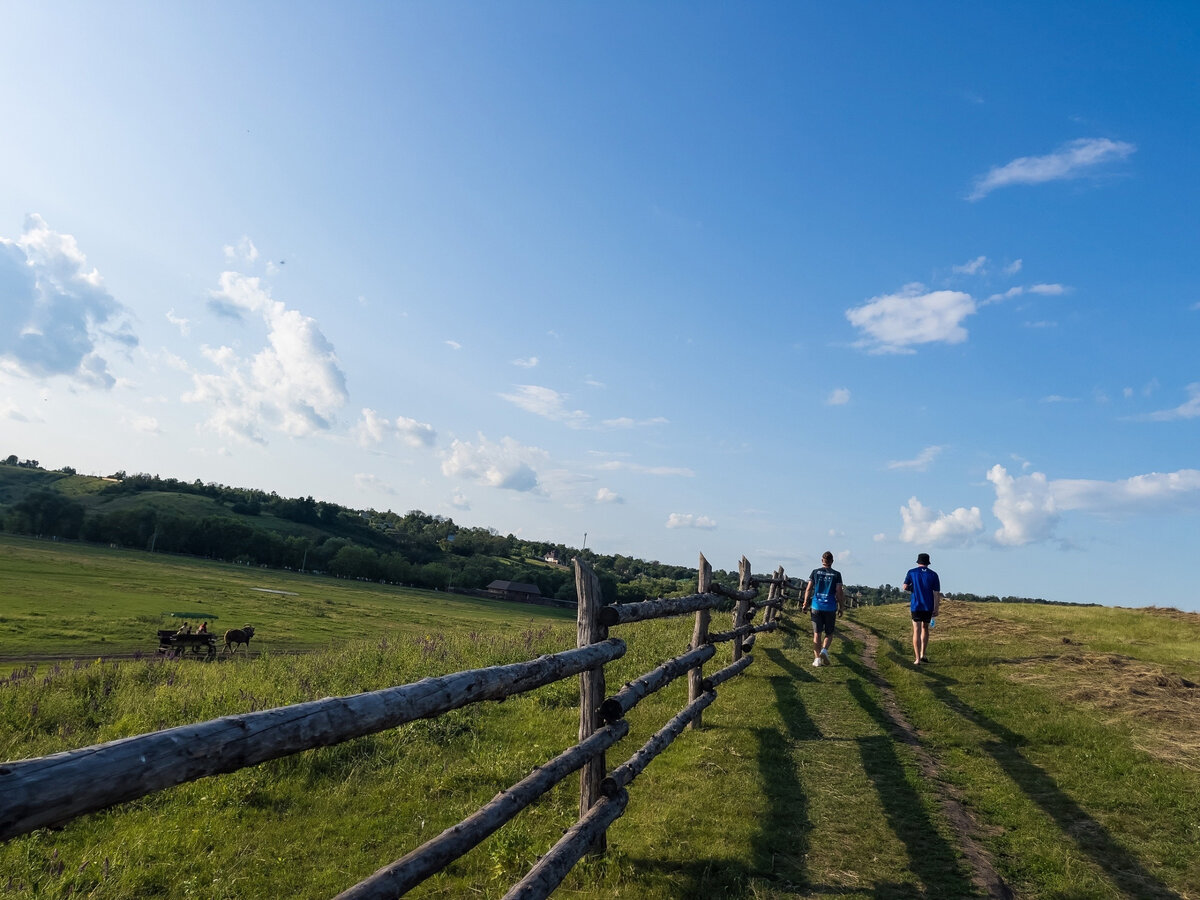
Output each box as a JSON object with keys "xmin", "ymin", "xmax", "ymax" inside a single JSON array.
[
  {"xmin": 0, "ymin": 533, "xmax": 572, "ymax": 668},
  {"xmin": 2, "ymin": 537, "xmax": 1198, "ymax": 898}
]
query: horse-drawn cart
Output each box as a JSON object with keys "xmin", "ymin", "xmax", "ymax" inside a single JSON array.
[{"xmin": 156, "ymin": 629, "xmax": 217, "ymax": 659}]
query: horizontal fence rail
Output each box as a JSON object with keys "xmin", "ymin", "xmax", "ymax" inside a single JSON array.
[
  {"xmin": 2, "ymin": 551, "xmax": 796, "ymax": 899},
  {"xmin": 0, "ymin": 639, "xmax": 626, "ymax": 841},
  {"xmin": 336, "ymin": 721, "xmax": 631, "ymax": 900}
]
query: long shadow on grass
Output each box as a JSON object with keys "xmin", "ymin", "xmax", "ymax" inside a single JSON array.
[
  {"xmin": 847, "ymin": 679, "xmax": 980, "ymax": 897},
  {"xmin": 915, "ymin": 668, "xmax": 1181, "ymax": 899}
]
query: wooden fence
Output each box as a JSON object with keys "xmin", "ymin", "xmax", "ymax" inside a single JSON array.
[{"xmin": 0, "ymin": 554, "xmax": 792, "ymax": 899}]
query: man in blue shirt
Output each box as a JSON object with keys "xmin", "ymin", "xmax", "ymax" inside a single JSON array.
[
  {"xmin": 902, "ymin": 552, "xmax": 942, "ymax": 665},
  {"xmin": 802, "ymin": 551, "xmax": 844, "ymax": 667}
]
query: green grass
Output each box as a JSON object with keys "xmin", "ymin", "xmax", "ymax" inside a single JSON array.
[
  {"xmin": 2, "ymin": 541, "xmax": 1198, "ymax": 898},
  {"xmin": 852, "ymin": 600, "xmax": 1200, "ymax": 899},
  {"xmin": 0, "ymin": 534, "xmax": 572, "ymax": 667}
]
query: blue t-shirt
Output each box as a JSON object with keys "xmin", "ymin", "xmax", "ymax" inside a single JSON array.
[
  {"xmin": 904, "ymin": 566, "xmax": 940, "ymax": 612},
  {"xmin": 808, "ymin": 567, "xmax": 842, "ymax": 612}
]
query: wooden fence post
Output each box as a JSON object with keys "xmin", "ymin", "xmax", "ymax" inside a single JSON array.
[
  {"xmin": 575, "ymin": 557, "xmax": 608, "ymax": 851},
  {"xmin": 687, "ymin": 553, "xmax": 713, "ymax": 731},
  {"xmin": 732, "ymin": 556, "xmax": 751, "ymax": 662}
]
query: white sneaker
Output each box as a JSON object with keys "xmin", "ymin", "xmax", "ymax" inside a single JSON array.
[
  {"xmin": 820, "ymin": 649, "xmax": 830, "ymax": 666},
  {"xmin": 812, "ymin": 657, "xmax": 822, "ymax": 667}
]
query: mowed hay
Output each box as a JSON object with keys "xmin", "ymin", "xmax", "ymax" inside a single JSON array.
[{"xmin": 936, "ymin": 600, "xmax": 1200, "ymax": 771}]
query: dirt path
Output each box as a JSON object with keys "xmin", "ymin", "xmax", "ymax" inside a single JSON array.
[{"xmin": 843, "ymin": 619, "xmax": 1015, "ymax": 900}]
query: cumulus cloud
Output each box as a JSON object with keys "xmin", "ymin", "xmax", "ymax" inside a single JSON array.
[
  {"xmin": 953, "ymin": 256, "xmax": 988, "ymax": 275},
  {"xmin": 899, "ymin": 497, "xmax": 984, "ymax": 545},
  {"xmin": 888, "ymin": 445, "xmax": 943, "ymax": 471},
  {"xmin": 846, "ymin": 283, "xmax": 975, "ymax": 353},
  {"xmin": 596, "ymin": 487, "xmax": 624, "ymax": 504},
  {"xmin": 445, "ymin": 340, "xmax": 462, "ymax": 351},
  {"xmin": 666, "ymin": 513, "xmax": 717, "ymax": 530},
  {"xmin": 396, "ymin": 416, "xmax": 436, "ymax": 448},
  {"xmin": 0, "ymin": 214, "xmax": 136, "ymax": 387},
  {"xmin": 983, "ymin": 463, "xmax": 1200, "ymax": 546},
  {"xmin": 1145, "ymin": 383, "xmax": 1200, "ymax": 421},
  {"xmin": 500, "ymin": 384, "xmax": 589, "ymax": 428},
  {"xmin": 968, "ymin": 138, "xmax": 1136, "ymax": 201},
  {"xmin": 183, "ymin": 272, "xmax": 348, "ymax": 443},
  {"xmin": 987, "ymin": 465, "xmax": 1058, "ymax": 545},
  {"xmin": 355, "ymin": 409, "xmax": 437, "ymax": 449},
  {"xmin": 1004, "ymin": 260, "xmax": 1023, "ymax": 275},
  {"xmin": 450, "ymin": 491, "xmax": 471, "ymax": 510},
  {"xmin": 512, "ymin": 356, "xmax": 538, "ymax": 368},
  {"xmin": 827, "ymin": 388, "xmax": 851, "ymax": 405},
  {"xmin": 441, "ymin": 434, "xmax": 546, "ymax": 492}
]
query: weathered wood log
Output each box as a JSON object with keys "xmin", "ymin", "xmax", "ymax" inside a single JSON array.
[
  {"xmin": 596, "ymin": 591, "xmax": 726, "ymax": 627},
  {"xmin": 501, "ymin": 789, "xmax": 629, "ymax": 900},
  {"xmin": 702, "ymin": 654, "xmax": 754, "ymax": 692},
  {"xmin": 575, "ymin": 557, "xmax": 608, "ymax": 852},
  {"xmin": 0, "ymin": 639, "xmax": 626, "ymax": 841},
  {"xmin": 741, "ymin": 634, "xmax": 757, "ymax": 653},
  {"xmin": 732, "ymin": 556, "xmax": 752, "ymax": 662},
  {"xmin": 335, "ymin": 720, "xmax": 629, "ymax": 900},
  {"xmin": 709, "ymin": 581, "xmax": 758, "ymax": 603},
  {"xmin": 706, "ymin": 623, "xmax": 758, "ymax": 644},
  {"xmin": 599, "ymin": 644, "xmax": 715, "ymax": 723},
  {"xmin": 601, "ymin": 691, "xmax": 716, "ymax": 797},
  {"xmin": 688, "ymin": 555, "xmax": 713, "ymax": 730}
]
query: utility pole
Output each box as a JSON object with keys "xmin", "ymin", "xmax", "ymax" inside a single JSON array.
[{"xmin": 582, "ymin": 532, "xmax": 587, "ymax": 552}]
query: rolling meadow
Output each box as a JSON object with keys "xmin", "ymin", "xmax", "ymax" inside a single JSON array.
[{"xmin": 2, "ymin": 534, "xmax": 1198, "ymax": 898}]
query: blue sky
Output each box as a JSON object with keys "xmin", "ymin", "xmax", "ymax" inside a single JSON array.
[{"xmin": 2, "ymin": 3, "xmax": 1198, "ymax": 609}]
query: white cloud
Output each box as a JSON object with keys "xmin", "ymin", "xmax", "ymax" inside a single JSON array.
[
  {"xmin": 968, "ymin": 138, "xmax": 1136, "ymax": 201},
  {"xmin": 355, "ymin": 408, "xmax": 391, "ymax": 445},
  {"xmin": 982, "ymin": 286, "xmax": 1025, "ymax": 305},
  {"xmin": 1053, "ymin": 469, "xmax": 1200, "ymax": 514},
  {"xmin": 595, "ymin": 487, "xmax": 624, "ymax": 504},
  {"xmin": 182, "ymin": 272, "xmax": 348, "ymax": 443},
  {"xmin": 499, "ymin": 384, "xmax": 589, "ymax": 428},
  {"xmin": 356, "ymin": 409, "xmax": 437, "ymax": 448},
  {"xmin": 512, "ymin": 356, "xmax": 539, "ymax": 368},
  {"xmin": 1146, "ymin": 383, "xmax": 1200, "ymax": 421},
  {"xmin": 899, "ymin": 496, "xmax": 984, "ymax": 545},
  {"xmin": 846, "ymin": 283, "xmax": 976, "ymax": 353},
  {"xmin": 666, "ymin": 513, "xmax": 717, "ymax": 530},
  {"xmin": 982, "ymin": 462, "xmax": 1200, "ymax": 546},
  {"xmin": 987, "ymin": 465, "xmax": 1059, "ymax": 546},
  {"xmin": 597, "ymin": 460, "xmax": 695, "ymax": 477},
  {"xmin": 953, "ymin": 256, "xmax": 988, "ymax": 275},
  {"xmin": 827, "ymin": 387, "xmax": 851, "ymax": 405},
  {"xmin": 441, "ymin": 434, "xmax": 546, "ymax": 492},
  {"xmin": 873, "ymin": 533, "xmax": 887, "ymax": 542},
  {"xmin": 223, "ymin": 236, "xmax": 259, "ymax": 264},
  {"xmin": 166, "ymin": 309, "xmax": 191, "ymax": 336},
  {"xmin": 128, "ymin": 414, "xmax": 161, "ymax": 435},
  {"xmin": 396, "ymin": 416, "xmax": 436, "ymax": 448},
  {"xmin": 1041, "ymin": 395, "xmax": 1077, "ymax": 403},
  {"xmin": 600, "ymin": 416, "xmax": 670, "ymax": 429},
  {"xmin": 0, "ymin": 214, "xmax": 136, "ymax": 388},
  {"xmin": 445, "ymin": 340, "xmax": 462, "ymax": 351},
  {"xmin": 450, "ymin": 491, "xmax": 471, "ymax": 510},
  {"xmin": 1029, "ymin": 283, "xmax": 1067, "ymax": 295},
  {"xmin": 887, "ymin": 445, "xmax": 943, "ymax": 471},
  {"xmin": 1004, "ymin": 260, "xmax": 1023, "ymax": 275}
]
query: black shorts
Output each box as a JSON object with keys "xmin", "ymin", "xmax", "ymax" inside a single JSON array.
[
  {"xmin": 911, "ymin": 609, "xmax": 933, "ymax": 624},
  {"xmin": 811, "ymin": 610, "xmax": 837, "ymax": 636}
]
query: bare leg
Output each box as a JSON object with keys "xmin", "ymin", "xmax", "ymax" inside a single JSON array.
[
  {"xmin": 912, "ymin": 620, "xmax": 922, "ymax": 664},
  {"xmin": 813, "ymin": 629, "xmax": 822, "ymax": 662}
]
